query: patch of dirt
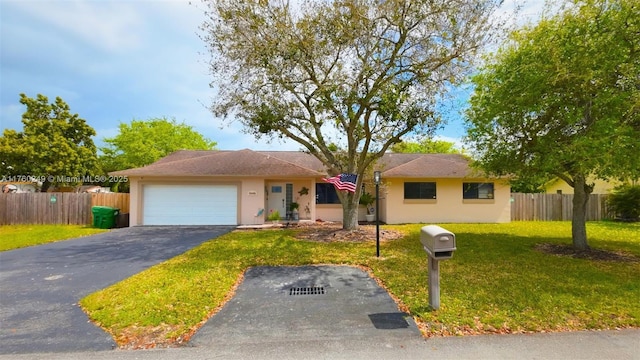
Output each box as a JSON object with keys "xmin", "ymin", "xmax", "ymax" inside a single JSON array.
[
  {"xmin": 535, "ymin": 243, "xmax": 639, "ymax": 262},
  {"xmin": 115, "ymin": 324, "xmax": 184, "ymax": 350},
  {"xmin": 294, "ymin": 221, "xmax": 404, "ymax": 242}
]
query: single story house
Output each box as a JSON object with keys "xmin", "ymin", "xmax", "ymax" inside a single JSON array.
[{"xmin": 110, "ymin": 149, "xmax": 511, "ymax": 226}]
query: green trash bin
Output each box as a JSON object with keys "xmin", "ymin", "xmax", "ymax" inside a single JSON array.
[{"xmin": 92, "ymin": 206, "xmax": 120, "ymax": 229}]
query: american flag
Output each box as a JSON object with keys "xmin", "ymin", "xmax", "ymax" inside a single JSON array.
[{"xmin": 322, "ymin": 173, "xmax": 358, "ymax": 193}]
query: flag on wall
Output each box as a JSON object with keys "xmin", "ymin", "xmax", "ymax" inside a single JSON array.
[{"xmin": 322, "ymin": 173, "xmax": 358, "ymax": 193}]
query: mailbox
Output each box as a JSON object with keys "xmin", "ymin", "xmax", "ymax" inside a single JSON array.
[{"xmin": 420, "ymin": 225, "xmax": 456, "ymax": 259}]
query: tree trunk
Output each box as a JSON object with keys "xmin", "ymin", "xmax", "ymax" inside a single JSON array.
[
  {"xmin": 571, "ymin": 174, "xmax": 592, "ymax": 250},
  {"xmin": 342, "ymin": 193, "xmax": 360, "ymax": 230}
]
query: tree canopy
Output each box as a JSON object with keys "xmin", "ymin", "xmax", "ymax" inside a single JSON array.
[
  {"xmin": 202, "ymin": 0, "xmax": 503, "ymax": 229},
  {"xmin": 391, "ymin": 138, "xmax": 463, "ymax": 154},
  {"xmin": 0, "ymin": 94, "xmax": 98, "ymax": 192},
  {"xmin": 465, "ymin": 0, "xmax": 639, "ymax": 249},
  {"xmin": 100, "ymin": 117, "xmax": 217, "ymax": 172}
]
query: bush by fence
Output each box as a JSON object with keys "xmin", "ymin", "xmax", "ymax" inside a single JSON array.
[
  {"xmin": 0, "ymin": 193, "xmax": 130, "ymax": 225},
  {"xmin": 511, "ymin": 193, "xmax": 610, "ymax": 221}
]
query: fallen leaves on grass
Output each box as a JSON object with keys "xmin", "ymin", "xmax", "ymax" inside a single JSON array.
[
  {"xmin": 535, "ymin": 243, "xmax": 639, "ymax": 262},
  {"xmin": 115, "ymin": 324, "xmax": 183, "ymax": 350}
]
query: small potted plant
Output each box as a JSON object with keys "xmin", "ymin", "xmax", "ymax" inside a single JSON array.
[
  {"xmin": 290, "ymin": 202, "xmax": 300, "ymax": 220},
  {"xmin": 267, "ymin": 209, "xmax": 281, "ymax": 223},
  {"xmin": 359, "ymin": 192, "xmax": 376, "ymax": 222}
]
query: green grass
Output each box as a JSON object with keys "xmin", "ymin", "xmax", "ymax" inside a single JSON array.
[
  {"xmin": 0, "ymin": 224, "xmax": 107, "ymax": 251},
  {"xmin": 80, "ymin": 221, "xmax": 640, "ymax": 346}
]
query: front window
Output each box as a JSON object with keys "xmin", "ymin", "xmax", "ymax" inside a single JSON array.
[
  {"xmin": 404, "ymin": 182, "xmax": 437, "ymax": 199},
  {"xmin": 316, "ymin": 183, "xmax": 340, "ymax": 204},
  {"xmin": 463, "ymin": 182, "xmax": 494, "ymax": 199}
]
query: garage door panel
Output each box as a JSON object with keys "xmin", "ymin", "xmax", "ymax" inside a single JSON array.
[{"xmin": 143, "ymin": 184, "xmax": 237, "ymax": 225}]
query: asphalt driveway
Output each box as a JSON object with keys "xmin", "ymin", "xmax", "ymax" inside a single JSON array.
[
  {"xmin": 0, "ymin": 226, "xmax": 234, "ymax": 354},
  {"xmin": 190, "ymin": 265, "xmax": 423, "ymax": 347}
]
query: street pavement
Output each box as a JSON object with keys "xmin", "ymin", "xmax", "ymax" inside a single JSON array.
[{"xmin": 2, "ymin": 329, "xmax": 638, "ymax": 360}]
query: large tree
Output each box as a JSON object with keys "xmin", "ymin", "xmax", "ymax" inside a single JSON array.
[
  {"xmin": 0, "ymin": 94, "xmax": 98, "ymax": 192},
  {"xmin": 465, "ymin": 0, "xmax": 639, "ymax": 249},
  {"xmin": 100, "ymin": 117, "xmax": 217, "ymax": 172},
  {"xmin": 202, "ymin": 0, "xmax": 503, "ymax": 229}
]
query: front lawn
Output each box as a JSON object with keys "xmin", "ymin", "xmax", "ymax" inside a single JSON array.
[
  {"xmin": 0, "ymin": 224, "xmax": 107, "ymax": 251},
  {"xmin": 80, "ymin": 221, "xmax": 640, "ymax": 348}
]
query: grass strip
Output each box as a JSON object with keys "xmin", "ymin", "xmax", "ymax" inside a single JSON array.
[{"xmin": 0, "ymin": 224, "xmax": 107, "ymax": 251}]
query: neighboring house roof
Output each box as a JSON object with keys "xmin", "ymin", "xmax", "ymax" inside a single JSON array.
[{"xmin": 111, "ymin": 149, "xmax": 482, "ymax": 179}]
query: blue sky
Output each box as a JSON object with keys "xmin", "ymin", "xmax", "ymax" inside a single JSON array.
[{"xmin": 0, "ymin": 0, "xmax": 544, "ymax": 152}]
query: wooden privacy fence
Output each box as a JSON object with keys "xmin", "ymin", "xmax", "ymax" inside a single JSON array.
[
  {"xmin": 511, "ymin": 193, "xmax": 611, "ymax": 221},
  {"xmin": 0, "ymin": 193, "xmax": 130, "ymax": 225},
  {"xmin": 0, "ymin": 192, "xmax": 614, "ymax": 225}
]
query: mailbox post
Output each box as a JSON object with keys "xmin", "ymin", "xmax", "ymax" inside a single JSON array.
[{"xmin": 420, "ymin": 225, "xmax": 456, "ymax": 310}]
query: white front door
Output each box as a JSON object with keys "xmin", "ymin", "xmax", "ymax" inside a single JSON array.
[{"xmin": 267, "ymin": 183, "xmax": 287, "ymax": 219}]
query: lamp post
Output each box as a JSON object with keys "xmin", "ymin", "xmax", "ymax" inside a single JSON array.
[{"xmin": 374, "ymin": 171, "xmax": 381, "ymax": 257}]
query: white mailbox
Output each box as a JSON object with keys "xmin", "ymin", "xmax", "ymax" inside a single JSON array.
[{"xmin": 420, "ymin": 225, "xmax": 456, "ymax": 259}]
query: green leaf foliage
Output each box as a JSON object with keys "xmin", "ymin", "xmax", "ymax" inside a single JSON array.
[
  {"xmin": 465, "ymin": 0, "xmax": 640, "ymax": 247},
  {"xmin": 467, "ymin": 0, "xmax": 638, "ymax": 182},
  {"xmin": 202, "ymin": 0, "xmax": 504, "ymax": 229},
  {"xmin": 391, "ymin": 139, "xmax": 463, "ymax": 154},
  {"xmin": 608, "ymin": 185, "xmax": 640, "ymax": 221},
  {"xmin": 100, "ymin": 117, "xmax": 217, "ymax": 171},
  {"xmin": 0, "ymin": 94, "xmax": 98, "ymax": 191}
]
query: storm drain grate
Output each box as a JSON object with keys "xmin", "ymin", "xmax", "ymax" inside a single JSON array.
[{"xmin": 289, "ymin": 286, "xmax": 326, "ymax": 296}]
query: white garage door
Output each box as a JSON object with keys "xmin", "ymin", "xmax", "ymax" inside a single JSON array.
[{"xmin": 143, "ymin": 184, "xmax": 238, "ymax": 225}]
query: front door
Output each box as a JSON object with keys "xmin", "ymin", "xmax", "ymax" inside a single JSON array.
[{"xmin": 267, "ymin": 183, "xmax": 287, "ymax": 219}]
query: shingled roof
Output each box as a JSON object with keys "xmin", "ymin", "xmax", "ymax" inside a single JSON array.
[
  {"xmin": 110, "ymin": 149, "xmax": 324, "ymax": 177},
  {"xmin": 380, "ymin": 153, "xmax": 477, "ymax": 178},
  {"xmin": 111, "ymin": 149, "xmax": 479, "ymax": 178}
]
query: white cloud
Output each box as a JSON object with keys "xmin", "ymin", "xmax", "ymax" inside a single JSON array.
[
  {"xmin": 7, "ymin": 0, "xmax": 144, "ymax": 54},
  {"xmin": 1, "ymin": 0, "xmax": 550, "ymax": 155}
]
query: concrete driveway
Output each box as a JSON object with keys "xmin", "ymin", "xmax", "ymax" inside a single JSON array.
[{"xmin": 0, "ymin": 226, "xmax": 234, "ymax": 355}]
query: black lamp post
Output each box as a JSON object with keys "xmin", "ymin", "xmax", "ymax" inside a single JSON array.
[{"xmin": 374, "ymin": 170, "xmax": 381, "ymax": 257}]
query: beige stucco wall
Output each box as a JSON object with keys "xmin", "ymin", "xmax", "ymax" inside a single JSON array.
[
  {"xmin": 545, "ymin": 178, "xmax": 624, "ymax": 194},
  {"xmin": 239, "ymin": 178, "xmax": 266, "ymax": 224},
  {"xmin": 128, "ymin": 176, "xmax": 317, "ymax": 226},
  {"xmin": 382, "ymin": 177, "xmax": 511, "ymax": 224},
  {"xmin": 127, "ymin": 176, "xmax": 510, "ymax": 226}
]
